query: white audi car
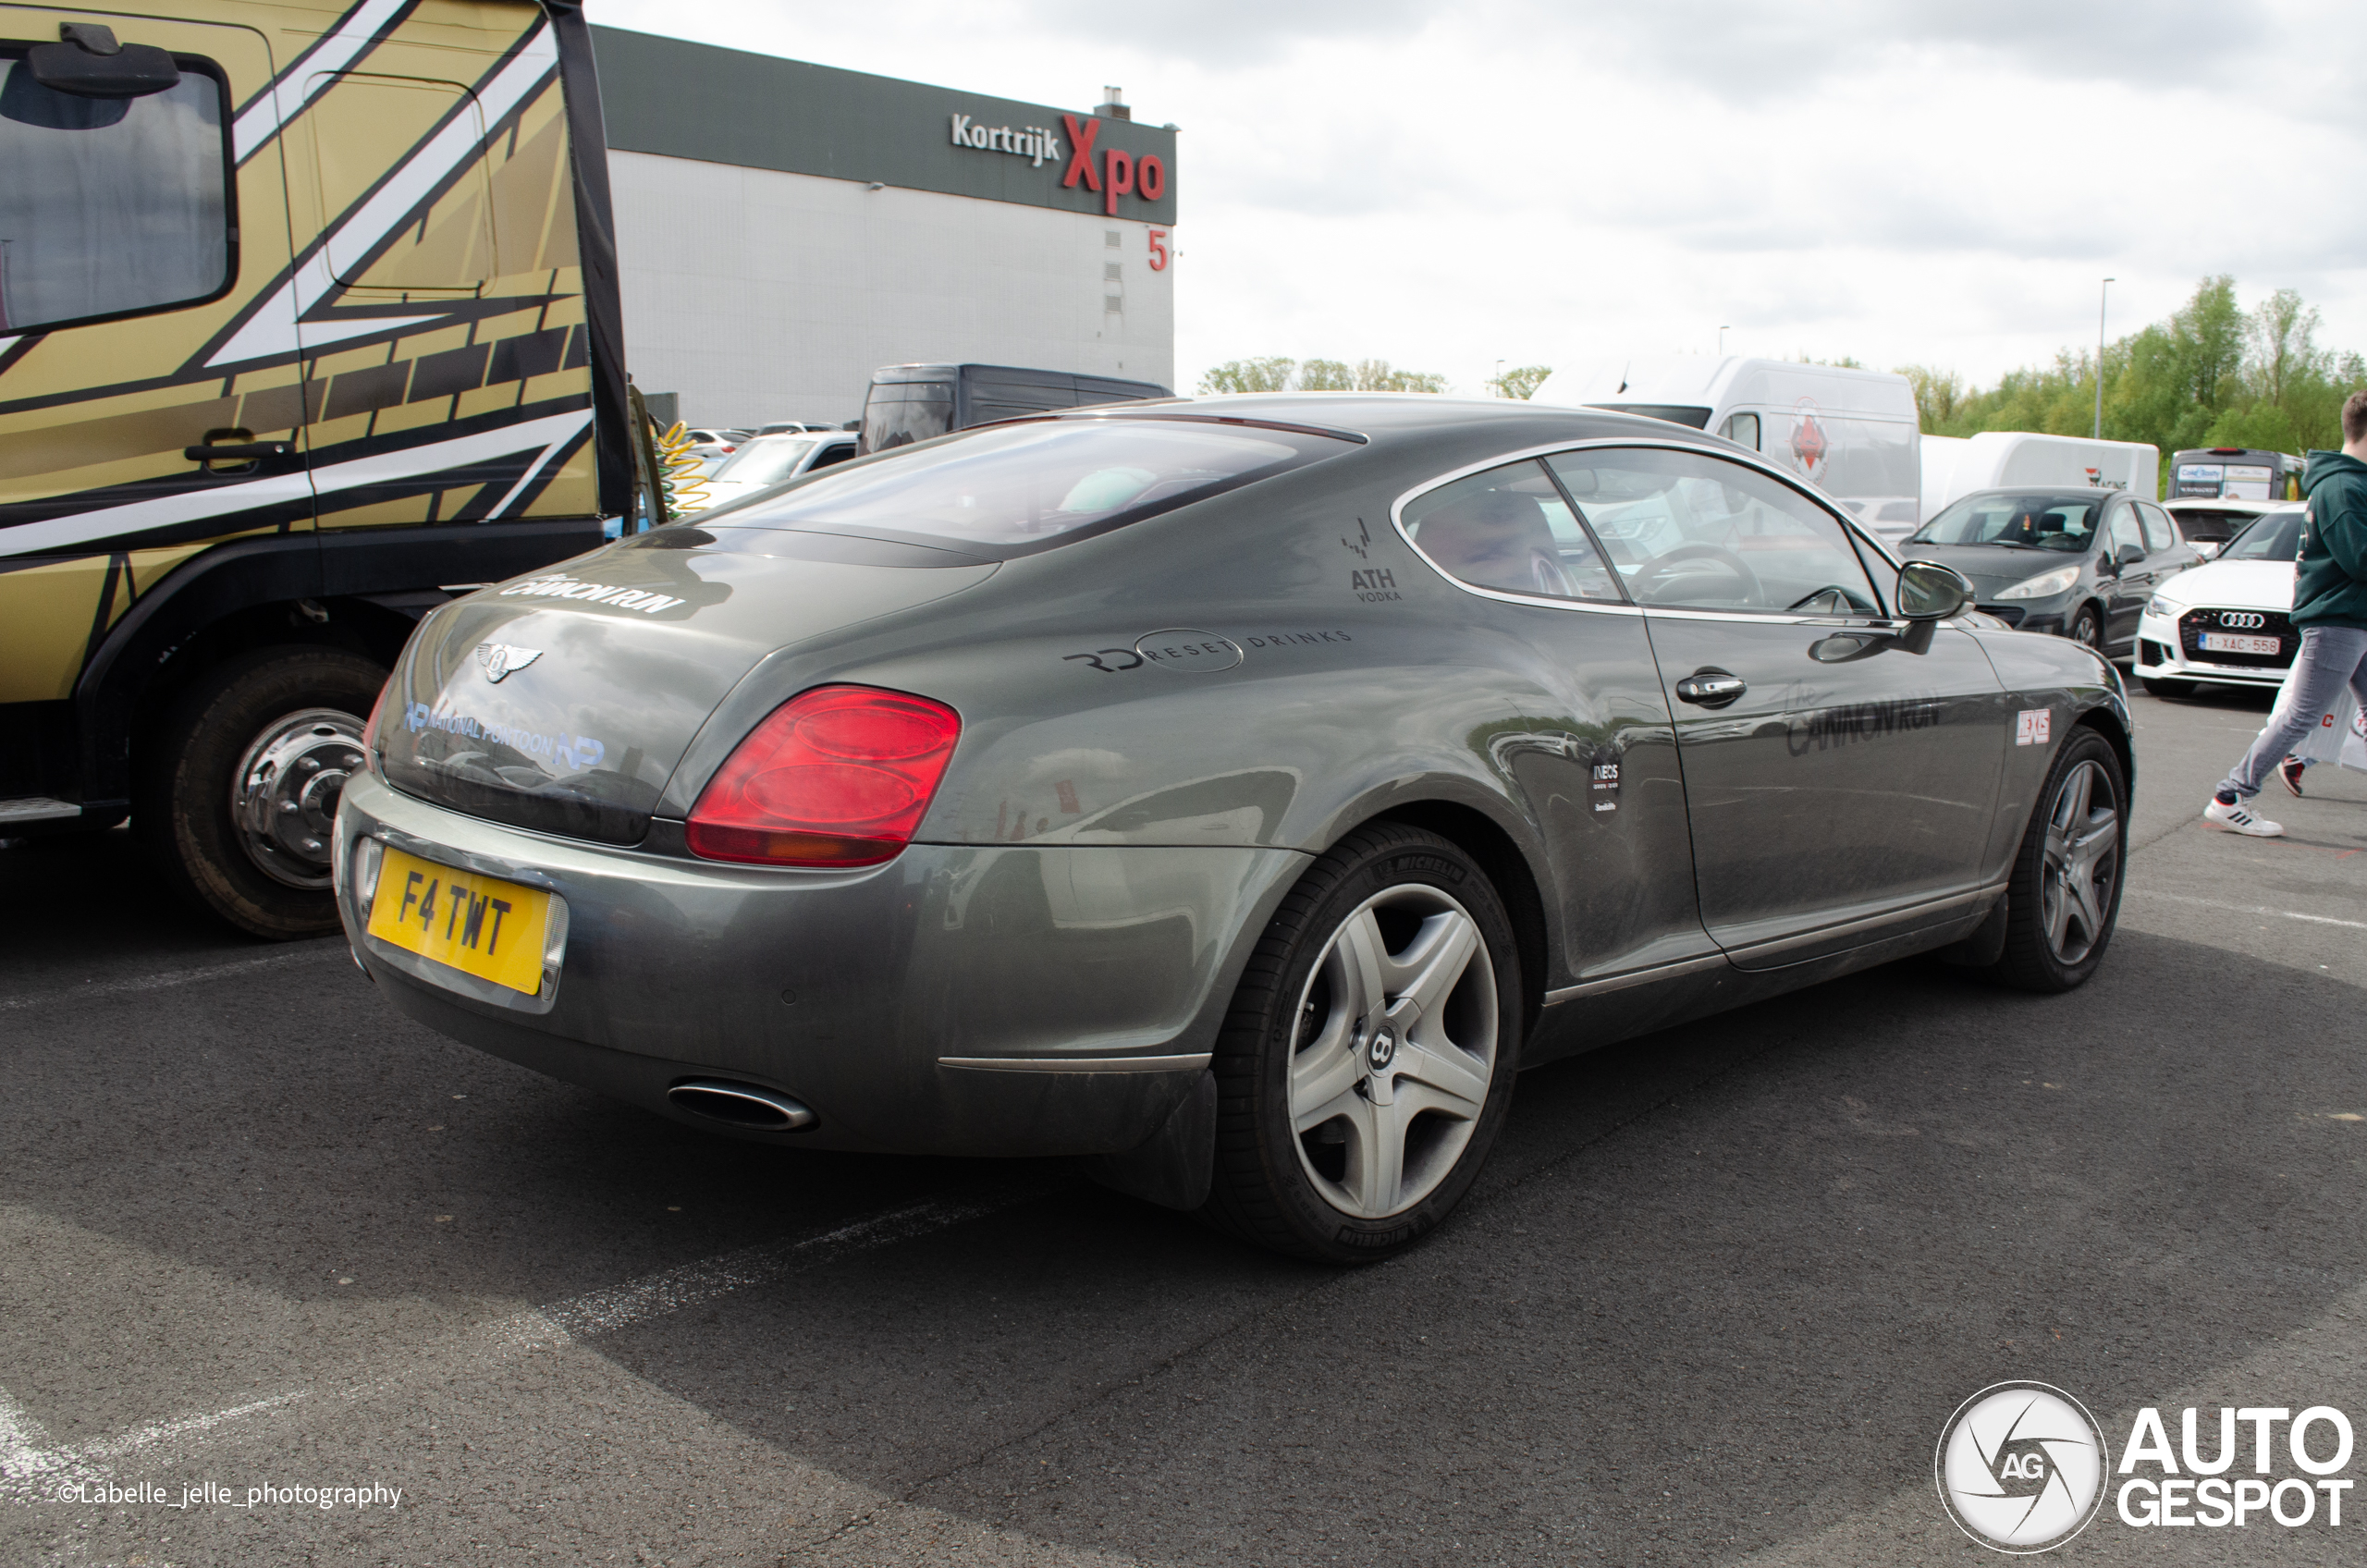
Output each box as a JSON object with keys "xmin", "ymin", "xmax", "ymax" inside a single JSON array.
[{"xmin": 2133, "ymin": 503, "xmax": 2305, "ymax": 697}]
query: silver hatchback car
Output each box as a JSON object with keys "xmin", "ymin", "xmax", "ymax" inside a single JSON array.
[{"xmin": 336, "ymin": 395, "xmax": 2132, "ymax": 1261}]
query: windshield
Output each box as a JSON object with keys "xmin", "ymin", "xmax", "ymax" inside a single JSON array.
[
  {"xmin": 1909, "ymin": 494, "xmax": 2100, "ymax": 551},
  {"xmin": 717, "ymin": 418, "xmax": 1348, "ymax": 553},
  {"xmin": 2220, "ymin": 510, "xmax": 2306, "ymax": 562},
  {"xmin": 712, "ymin": 438, "xmax": 816, "ymax": 486}
]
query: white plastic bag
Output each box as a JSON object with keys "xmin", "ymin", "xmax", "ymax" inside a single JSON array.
[{"xmin": 2284, "ymin": 680, "xmax": 2364, "ymax": 774}]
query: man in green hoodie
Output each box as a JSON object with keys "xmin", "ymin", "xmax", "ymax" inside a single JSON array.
[{"xmin": 2205, "ymin": 390, "xmax": 2367, "ymax": 836}]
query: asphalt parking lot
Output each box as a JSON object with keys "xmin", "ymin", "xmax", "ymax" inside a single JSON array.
[{"xmin": 5, "ymin": 680, "xmax": 2365, "ymax": 1567}]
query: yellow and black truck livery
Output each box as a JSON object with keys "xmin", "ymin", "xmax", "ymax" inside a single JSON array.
[{"xmin": 0, "ymin": 0, "xmax": 630, "ymax": 935}]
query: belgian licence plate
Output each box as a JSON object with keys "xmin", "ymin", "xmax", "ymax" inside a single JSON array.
[
  {"xmin": 2199, "ymin": 632, "xmax": 2280, "ymax": 656},
  {"xmin": 365, "ymin": 845, "xmax": 550, "ymax": 996}
]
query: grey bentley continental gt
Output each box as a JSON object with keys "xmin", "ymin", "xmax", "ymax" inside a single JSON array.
[{"xmin": 334, "ymin": 394, "xmax": 2132, "ymax": 1262}]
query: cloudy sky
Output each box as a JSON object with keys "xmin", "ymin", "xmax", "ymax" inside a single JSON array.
[{"xmin": 601, "ymin": 0, "xmax": 2367, "ymax": 398}]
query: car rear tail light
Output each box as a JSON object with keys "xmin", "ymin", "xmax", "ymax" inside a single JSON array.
[{"xmin": 685, "ymin": 685, "xmax": 961, "ymax": 866}]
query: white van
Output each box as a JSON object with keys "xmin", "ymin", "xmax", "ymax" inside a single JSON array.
[
  {"xmin": 1533, "ymin": 357, "xmax": 1922, "ymax": 539},
  {"xmin": 1919, "ymin": 432, "xmax": 2160, "ymax": 519}
]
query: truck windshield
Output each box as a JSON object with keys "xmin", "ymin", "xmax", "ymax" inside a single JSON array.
[
  {"xmin": 1910, "ymin": 494, "xmax": 2100, "ymax": 551},
  {"xmin": 717, "ymin": 418, "xmax": 1349, "ymax": 555}
]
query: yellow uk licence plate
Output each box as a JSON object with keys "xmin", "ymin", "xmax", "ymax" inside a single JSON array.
[{"xmin": 366, "ymin": 845, "xmax": 551, "ymax": 996}]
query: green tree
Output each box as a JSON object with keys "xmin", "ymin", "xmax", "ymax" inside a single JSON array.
[
  {"xmin": 1897, "ymin": 364, "xmax": 1965, "ymax": 433},
  {"xmin": 1490, "ymin": 364, "xmax": 1552, "ymax": 400},
  {"xmin": 1197, "ymin": 357, "xmax": 1295, "ymax": 395},
  {"xmin": 1352, "ymin": 359, "xmax": 1447, "ymax": 393},
  {"xmin": 1296, "ymin": 358, "xmax": 1355, "ymax": 390}
]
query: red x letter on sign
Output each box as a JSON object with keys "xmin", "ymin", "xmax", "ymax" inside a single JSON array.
[{"xmin": 1061, "ymin": 113, "xmax": 1101, "ymax": 191}]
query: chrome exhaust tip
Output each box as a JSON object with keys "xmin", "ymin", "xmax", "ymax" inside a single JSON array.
[{"xmin": 666, "ymin": 1079, "xmax": 816, "ymax": 1132}]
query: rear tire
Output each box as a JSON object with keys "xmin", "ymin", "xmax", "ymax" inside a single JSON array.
[
  {"xmin": 1200, "ymin": 823, "xmax": 1522, "ymax": 1264},
  {"xmin": 136, "ymin": 646, "xmax": 386, "ymax": 939},
  {"xmin": 1980, "ymin": 728, "xmax": 2125, "ymax": 994},
  {"xmin": 2140, "ymin": 677, "xmax": 2196, "ymax": 698}
]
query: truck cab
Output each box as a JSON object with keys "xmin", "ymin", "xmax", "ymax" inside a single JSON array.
[{"xmin": 0, "ymin": 0, "xmax": 629, "ymax": 937}]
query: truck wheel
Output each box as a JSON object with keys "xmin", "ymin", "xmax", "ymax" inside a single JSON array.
[
  {"xmin": 1201, "ymin": 823, "xmax": 1522, "ymax": 1264},
  {"xmin": 1979, "ymin": 728, "xmax": 2125, "ymax": 994},
  {"xmin": 138, "ymin": 646, "xmax": 386, "ymax": 939}
]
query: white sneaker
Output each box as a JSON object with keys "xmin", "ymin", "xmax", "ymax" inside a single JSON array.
[{"xmin": 2204, "ymin": 798, "xmax": 2284, "ymax": 837}]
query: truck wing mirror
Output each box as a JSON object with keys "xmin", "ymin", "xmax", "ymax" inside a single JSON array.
[{"xmin": 29, "ymin": 24, "xmax": 181, "ymax": 100}]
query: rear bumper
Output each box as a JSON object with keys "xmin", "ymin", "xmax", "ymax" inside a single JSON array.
[{"xmin": 334, "ymin": 771, "xmax": 1306, "ymax": 1157}]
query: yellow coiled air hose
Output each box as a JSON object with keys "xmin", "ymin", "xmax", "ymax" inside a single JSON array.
[{"xmin": 653, "ymin": 422, "xmax": 713, "ymax": 520}]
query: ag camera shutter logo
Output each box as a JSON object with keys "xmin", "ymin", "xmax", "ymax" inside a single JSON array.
[{"xmin": 1935, "ymin": 1382, "xmax": 2108, "ymax": 1552}]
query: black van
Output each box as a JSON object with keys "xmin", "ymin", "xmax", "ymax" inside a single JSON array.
[{"xmin": 859, "ymin": 363, "xmax": 1171, "ymax": 453}]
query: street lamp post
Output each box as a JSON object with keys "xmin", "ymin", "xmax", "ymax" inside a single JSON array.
[{"xmin": 2094, "ymin": 278, "xmax": 2114, "ymax": 439}]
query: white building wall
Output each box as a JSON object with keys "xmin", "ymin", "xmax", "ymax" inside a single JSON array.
[{"xmin": 608, "ymin": 150, "xmax": 1176, "ymax": 429}]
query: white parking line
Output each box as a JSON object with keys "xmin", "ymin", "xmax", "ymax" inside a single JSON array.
[
  {"xmin": 0, "ymin": 948, "xmax": 346, "ymax": 1012},
  {"xmin": 2125, "ymin": 889, "xmax": 2367, "ymax": 932},
  {"xmin": 2, "ymin": 1182, "xmax": 1061, "ymax": 1506}
]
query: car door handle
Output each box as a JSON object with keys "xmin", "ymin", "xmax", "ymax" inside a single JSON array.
[
  {"xmin": 1674, "ymin": 670, "xmax": 1747, "ymax": 707},
  {"xmin": 186, "ymin": 440, "xmax": 297, "ymax": 462}
]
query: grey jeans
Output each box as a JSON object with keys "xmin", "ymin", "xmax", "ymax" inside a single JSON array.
[{"xmin": 2220, "ymin": 625, "xmax": 2367, "ymax": 799}]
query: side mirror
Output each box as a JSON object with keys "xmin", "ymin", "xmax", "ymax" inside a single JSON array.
[
  {"xmin": 1896, "ymin": 560, "xmax": 1973, "ymax": 621},
  {"xmin": 2116, "ymin": 543, "xmax": 2146, "ymax": 568},
  {"xmin": 29, "ymin": 24, "xmax": 181, "ymax": 99}
]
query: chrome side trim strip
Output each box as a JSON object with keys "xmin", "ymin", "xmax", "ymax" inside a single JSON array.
[
  {"xmin": 1716, "ymin": 884, "xmax": 2005, "ymax": 966},
  {"xmin": 1542, "ymin": 951, "xmax": 1729, "ymax": 1005},
  {"xmin": 937, "ymin": 1053, "xmax": 1211, "ymax": 1073},
  {"xmin": 1541, "ymin": 884, "xmax": 2005, "ymax": 1003},
  {"xmin": 0, "ymin": 797, "xmax": 81, "ymax": 825}
]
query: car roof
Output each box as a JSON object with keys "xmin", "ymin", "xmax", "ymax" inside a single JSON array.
[{"xmin": 1035, "ymin": 391, "xmax": 1746, "ymax": 448}]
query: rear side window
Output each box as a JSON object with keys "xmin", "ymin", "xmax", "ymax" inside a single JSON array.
[
  {"xmin": 725, "ymin": 418, "xmax": 1347, "ymax": 555},
  {"xmin": 1403, "ymin": 459, "xmax": 1624, "ymax": 603},
  {"xmin": 0, "ymin": 50, "xmax": 232, "ymax": 332}
]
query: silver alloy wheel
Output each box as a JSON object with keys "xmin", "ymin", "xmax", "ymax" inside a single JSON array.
[
  {"xmin": 2040, "ymin": 758, "xmax": 2118, "ymax": 964},
  {"xmin": 2070, "ymin": 609, "xmax": 2103, "ymax": 649},
  {"xmin": 230, "ymin": 707, "xmax": 367, "ymax": 888},
  {"xmin": 1287, "ymin": 884, "xmax": 1499, "ymax": 1219}
]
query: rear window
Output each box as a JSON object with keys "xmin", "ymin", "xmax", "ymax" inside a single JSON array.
[
  {"xmin": 712, "ymin": 437, "xmax": 816, "ymax": 486},
  {"xmin": 717, "ymin": 418, "xmax": 1347, "ymax": 555}
]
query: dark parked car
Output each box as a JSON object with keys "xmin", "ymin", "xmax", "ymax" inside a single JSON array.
[
  {"xmin": 1903, "ymin": 487, "xmax": 2198, "ymax": 655},
  {"xmin": 336, "ymin": 396, "xmax": 2132, "ymax": 1262}
]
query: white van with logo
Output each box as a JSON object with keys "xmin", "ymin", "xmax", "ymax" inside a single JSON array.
[{"xmin": 1533, "ymin": 357, "xmax": 1921, "ymax": 540}]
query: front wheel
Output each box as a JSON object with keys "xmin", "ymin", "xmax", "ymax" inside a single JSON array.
[
  {"xmin": 1202, "ymin": 824, "xmax": 1523, "ymax": 1263},
  {"xmin": 2067, "ymin": 606, "xmax": 2104, "ymax": 651},
  {"xmin": 1979, "ymin": 728, "xmax": 2126, "ymax": 993},
  {"xmin": 136, "ymin": 646, "xmax": 386, "ymax": 938}
]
